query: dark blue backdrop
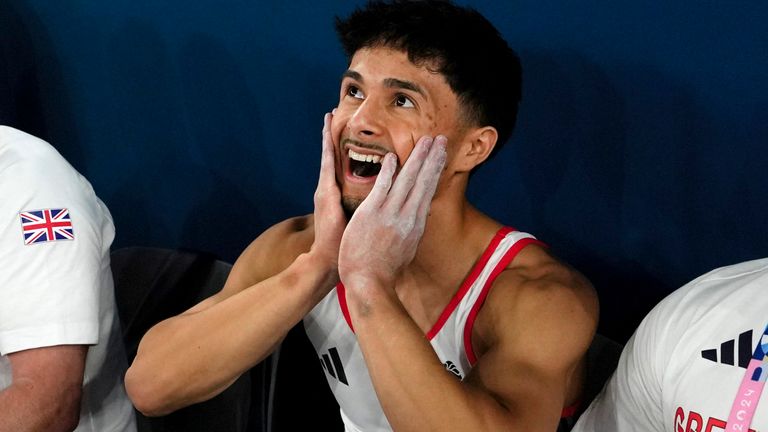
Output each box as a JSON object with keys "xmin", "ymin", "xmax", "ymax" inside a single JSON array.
[{"xmin": 2, "ymin": 0, "xmax": 767, "ymax": 342}]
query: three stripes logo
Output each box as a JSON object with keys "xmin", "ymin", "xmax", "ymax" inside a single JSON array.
[
  {"xmin": 319, "ymin": 347, "xmax": 348, "ymax": 386},
  {"xmin": 701, "ymin": 329, "xmax": 755, "ymax": 368},
  {"xmin": 444, "ymin": 360, "xmax": 463, "ymax": 380}
]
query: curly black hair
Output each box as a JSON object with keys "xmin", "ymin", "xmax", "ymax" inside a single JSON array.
[{"xmin": 336, "ymin": 0, "xmax": 522, "ymax": 157}]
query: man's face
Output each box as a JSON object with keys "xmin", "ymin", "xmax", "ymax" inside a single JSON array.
[{"xmin": 331, "ymin": 46, "xmax": 464, "ymax": 215}]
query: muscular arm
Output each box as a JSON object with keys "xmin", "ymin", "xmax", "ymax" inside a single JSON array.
[
  {"xmin": 125, "ymin": 240, "xmax": 335, "ymax": 416},
  {"xmin": 339, "ymin": 136, "xmax": 597, "ymax": 430},
  {"xmin": 126, "ymin": 112, "xmax": 346, "ymax": 416},
  {"xmin": 349, "ymin": 264, "xmax": 596, "ymax": 431},
  {"xmin": 0, "ymin": 345, "xmax": 87, "ymax": 432}
]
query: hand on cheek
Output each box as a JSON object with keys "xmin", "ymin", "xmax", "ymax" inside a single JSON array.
[
  {"xmin": 338, "ymin": 135, "xmax": 448, "ymax": 298},
  {"xmin": 310, "ymin": 112, "xmax": 347, "ymax": 276}
]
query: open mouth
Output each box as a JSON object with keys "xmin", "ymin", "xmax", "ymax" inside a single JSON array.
[{"xmin": 348, "ymin": 149, "xmax": 383, "ymax": 178}]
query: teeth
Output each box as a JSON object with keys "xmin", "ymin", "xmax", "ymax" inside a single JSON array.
[{"xmin": 349, "ymin": 149, "xmax": 382, "ymax": 164}]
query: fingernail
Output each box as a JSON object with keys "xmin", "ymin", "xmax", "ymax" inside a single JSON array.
[
  {"xmin": 332, "ymin": 108, "xmax": 338, "ymax": 115},
  {"xmin": 435, "ymin": 135, "xmax": 447, "ymax": 147}
]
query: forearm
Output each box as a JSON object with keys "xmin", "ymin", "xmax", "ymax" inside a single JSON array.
[
  {"xmin": 0, "ymin": 380, "xmax": 81, "ymax": 432},
  {"xmin": 349, "ymin": 286, "xmax": 516, "ymax": 432},
  {"xmin": 126, "ymin": 253, "xmax": 335, "ymax": 415}
]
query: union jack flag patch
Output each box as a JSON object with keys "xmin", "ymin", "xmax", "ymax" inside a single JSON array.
[{"xmin": 19, "ymin": 208, "xmax": 75, "ymax": 245}]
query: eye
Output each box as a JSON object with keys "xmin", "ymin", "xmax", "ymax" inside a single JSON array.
[
  {"xmin": 346, "ymin": 85, "xmax": 365, "ymax": 99},
  {"xmin": 394, "ymin": 94, "xmax": 415, "ymax": 108}
]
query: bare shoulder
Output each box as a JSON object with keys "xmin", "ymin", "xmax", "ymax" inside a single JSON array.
[
  {"xmin": 221, "ymin": 214, "xmax": 316, "ymax": 296},
  {"xmin": 476, "ymin": 243, "xmax": 599, "ymax": 363},
  {"xmin": 511, "ymin": 243, "xmax": 597, "ymax": 314},
  {"xmin": 465, "ymin": 243, "xmax": 598, "ymax": 416}
]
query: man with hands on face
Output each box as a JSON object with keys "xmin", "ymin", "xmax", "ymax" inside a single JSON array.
[{"xmin": 125, "ymin": 1, "xmax": 598, "ymax": 431}]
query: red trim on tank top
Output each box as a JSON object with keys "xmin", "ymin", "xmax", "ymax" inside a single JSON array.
[
  {"xmin": 463, "ymin": 237, "xmax": 547, "ymax": 365},
  {"xmin": 335, "ymin": 226, "xmax": 533, "ymax": 339},
  {"xmin": 425, "ymin": 227, "xmax": 515, "ymax": 340},
  {"xmin": 336, "ymin": 232, "xmax": 569, "ymax": 417},
  {"xmin": 336, "ymin": 282, "xmax": 355, "ymax": 333},
  {"xmin": 561, "ymin": 402, "xmax": 579, "ymax": 419}
]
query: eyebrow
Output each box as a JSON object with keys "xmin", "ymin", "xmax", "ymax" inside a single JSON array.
[
  {"xmin": 342, "ymin": 70, "xmax": 363, "ymax": 82},
  {"xmin": 342, "ymin": 70, "xmax": 426, "ymax": 98},
  {"xmin": 383, "ymin": 78, "xmax": 425, "ymax": 98}
]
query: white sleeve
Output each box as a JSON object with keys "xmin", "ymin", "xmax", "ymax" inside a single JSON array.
[
  {"xmin": 0, "ymin": 149, "xmax": 107, "ymax": 355},
  {"xmin": 573, "ymin": 303, "xmax": 669, "ymax": 432}
]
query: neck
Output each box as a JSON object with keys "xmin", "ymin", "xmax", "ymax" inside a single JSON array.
[
  {"xmin": 390, "ymin": 173, "xmax": 503, "ymax": 331},
  {"xmin": 404, "ymin": 174, "xmax": 500, "ymax": 285}
]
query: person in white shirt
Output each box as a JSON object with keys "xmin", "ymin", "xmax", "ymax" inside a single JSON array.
[
  {"xmin": 0, "ymin": 126, "xmax": 136, "ymax": 431},
  {"xmin": 573, "ymin": 258, "xmax": 768, "ymax": 432}
]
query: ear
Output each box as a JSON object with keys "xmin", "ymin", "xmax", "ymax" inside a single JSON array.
[{"xmin": 452, "ymin": 126, "xmax": 498, "ymax": 172}]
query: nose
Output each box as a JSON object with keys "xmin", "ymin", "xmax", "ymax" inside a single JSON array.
[{"xmin": 346, "ymin": 99, "xmax": 384, "ymax": 139}]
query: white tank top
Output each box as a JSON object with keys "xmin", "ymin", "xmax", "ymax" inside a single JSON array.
[{"xmin": 303, "ymin": 227, "xmax": 541, "ymax": 432}]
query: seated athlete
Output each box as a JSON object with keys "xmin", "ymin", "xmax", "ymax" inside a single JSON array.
[{"xmin": 125, "ymin": 1, "xmax": 598, "ymax": 430}]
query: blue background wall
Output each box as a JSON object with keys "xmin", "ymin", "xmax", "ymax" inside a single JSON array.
[{"xmin": 2, "ymin": 0, "xmax": 767, "ymax": 345}]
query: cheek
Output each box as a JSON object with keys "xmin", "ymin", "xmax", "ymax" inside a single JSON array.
[
  {"xmin": 417, "ymin": 108, "xmax": 441, "ymax": 137},
  {"xmin": 331, "ymin": 115, "xmax": 350, "ymax": 141},
  {"xmin": 426, "ymin": 112, "xmax": 437, "ymax": 130},
  {"xmin": 392, "ymin": 133, "xmax": 419, "ymax": 166}
]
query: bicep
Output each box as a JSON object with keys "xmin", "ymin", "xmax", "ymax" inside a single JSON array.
[
  {"xmin": 1, "ymin": 345, "xmax": 88, "ymax": 429},
  {"xmin": 465, "ymin": 280, "xmax": 597, "ymax": 431},
  {"xmin": 8, "ymin": 345, "xmax": 87, "ymax": 388},
  {"xmin": 465, "ymin": 348, "xmax": 570, "ymax": 431}
]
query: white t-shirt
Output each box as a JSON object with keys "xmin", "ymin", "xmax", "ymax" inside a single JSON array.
[
  {"xmin": 0, "ymin": 126, "xmax": 136, "ymax": 431},
  {"xmin": 573, "ymin": 258, "xmax": 768, "ymax": 432}
]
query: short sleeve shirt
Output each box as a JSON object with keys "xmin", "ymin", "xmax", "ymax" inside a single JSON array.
[
  {"xmin": 0, "ymin": 126, "xmax": 136, "ymax": 431},
  {"xmin": 573, "ymin": 258, "xmax": 768, "ymax": 432}
]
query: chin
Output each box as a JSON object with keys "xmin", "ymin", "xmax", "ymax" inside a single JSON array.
[{"xmin": 341, "ymin": 196, "xmax": 364, "ymax": 219}]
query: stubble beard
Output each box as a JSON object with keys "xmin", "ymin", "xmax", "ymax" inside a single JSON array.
[{"xmin": 341, "ymin": 196, "xmax": 364, "ymax": 220}]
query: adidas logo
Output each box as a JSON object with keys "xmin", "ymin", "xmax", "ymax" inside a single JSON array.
[
  {"xmin": 319, "ymin": 347, "xmax": 348, "ymax": 385},
  {"xmin": 444, "ymin": 360, "xmax": 463, "ymax": 380},
  {"xmin": 701, "ymin": 329, "xmax": 754, "ymax": 368}
]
